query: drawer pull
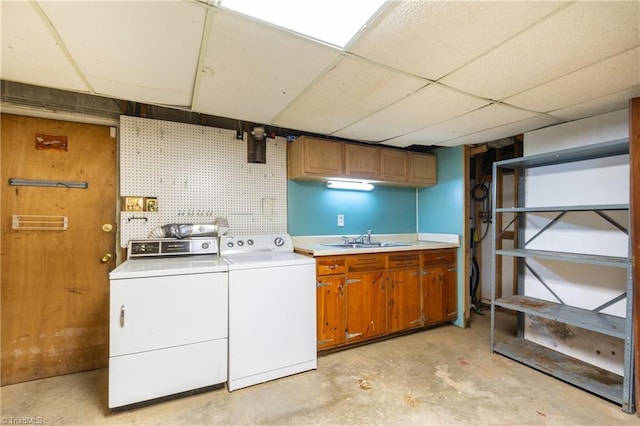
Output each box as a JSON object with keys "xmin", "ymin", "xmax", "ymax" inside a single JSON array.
[
  {"xmin": 119, "ymin": 305, "xmax": 126, "ymax": 328},
  {"xmin": 328, "ymin": 264, "xmax": 338, "ymax": 269},
  {"xmin": 436, "ymin": 256, "xmax": 445, "ymax": 260}
]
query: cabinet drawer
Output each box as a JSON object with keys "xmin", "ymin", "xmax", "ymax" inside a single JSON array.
[
  {"xmin": 347, "ymin": 254, "xmax": 386, "ymax": 272},
  {"xmin": 317, "ymin": 257, "xmax": 346, "ymax": 275},
  {"xmin": 388, "ymin": 252, "xmax": 420, "ymax": 269},
  {"xmin": 422, "ymin": 249, "xmax": 456, "ymax": 266}
]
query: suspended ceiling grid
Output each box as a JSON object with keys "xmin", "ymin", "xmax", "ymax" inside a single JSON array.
[{"xmin": 1, "ymin": 0, "xmax": 638, "ymax": 147}]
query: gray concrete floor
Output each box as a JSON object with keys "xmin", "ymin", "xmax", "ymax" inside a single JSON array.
[{"xmin": 1, "ymin": 311, "xmax": 637, "ymax": 425}]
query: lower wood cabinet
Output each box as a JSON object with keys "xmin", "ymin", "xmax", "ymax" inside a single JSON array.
[
  {"xmin": 315, "ymin": 248, "xmax": 457, "ymax": 351},
  {"xmin": 422, "ymin": 249, "xmax": 458, "ymax": 324}
]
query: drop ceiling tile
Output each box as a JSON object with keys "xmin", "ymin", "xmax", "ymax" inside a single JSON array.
[
  {"xmin": 441, "ymin": 1, "xmax": 640, "ymax": 100},
  {"xmin": 272, "ymin": 55, "xmax": 426, "ymax": 135},
  {"xmin": 436, "ymin": 114, "xmax": 564, "ymax": 147},
  {"xmin": 505, "ymin": 47, "xmax": 640, "ymax": 113},
  {"xmin": 193, "ymin": 11, "xmax": 340, "ymax": 124},
  {"xmin": 39, "ymin": 1, "xmax": 206, "ymax": 106},
  {"xmin": 0, "ymin": 2, "xmax": 87, "ymax": 91},
  {"xmin": 550, "ymin": 86, "xmax": 640, "ymax": 120},
  {"xmin": 333, "ymin": 84, "xmax": 488, "ymax": 142},
  {"xmin": 384, "ymin": 104, "xmax": 536, "ymax": 146},
  {"xmin": 350, "ymin": 1, "xmax": 567, "ymax": 80}
]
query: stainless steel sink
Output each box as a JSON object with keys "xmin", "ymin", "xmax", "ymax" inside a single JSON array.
[{"xmin": 321, "ymin": 242, "xmax": 412, "ymax": 249}]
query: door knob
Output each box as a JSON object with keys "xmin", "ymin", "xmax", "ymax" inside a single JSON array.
[
  {"xmin": 102, "ymin": 223, "xmax": 113, "ymax": 232},
  {"xmin": 101, "ymin": 253, "xmax": 112, "ymax": 263}
]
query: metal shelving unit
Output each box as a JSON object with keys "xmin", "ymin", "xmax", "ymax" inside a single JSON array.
[{"xmin": 490, "ymin": 138, "xmax": 634, "ymax": 413}]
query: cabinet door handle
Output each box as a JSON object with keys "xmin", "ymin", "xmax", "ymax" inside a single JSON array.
[
  {"xmin": 346, "ymin": 278, "xmax": 361, "ymax": 285},
  {"xmin": 447, "ymin": 267, "xmax": 457, "ymax": 272},
  {"xmin": 317, "ymin": 281, "xmax": 331, "ymax": 288},
  {"xmin": 120, "ymin": 305, "xmax": 126, "ymax": 327}
]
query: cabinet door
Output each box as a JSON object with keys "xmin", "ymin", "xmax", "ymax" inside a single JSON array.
[
  {"xmin": 442, "ymin": 263, "xmax": 458, "ymax": 321},
  {"xmin": 410, "ymin": 153, "xmax": 436, "ymax": 186},
  {"xmin": 345, "ymin": 271, "xmax": 386, "ymax": 342},
  {"xmin": 289, "ymin": 136, "xmax": 342, "ymax": 178},
  {"xmin": 388, "ymin": 269, "xmax": 422, "ymax": 332},
  {"xmin": 344, "ymin": 144, "xmax": 379, "ymax": 180},
  {"xmin": 422, "ymin": 266, "xmax": 444, "ymax": 324},
  {"xmin": 380, "ymin": 149, "xmax": 408, "ymax": 183},
  {"xmin": 316, "ymin": 275, "xmax": 345, "ymax": 349}
]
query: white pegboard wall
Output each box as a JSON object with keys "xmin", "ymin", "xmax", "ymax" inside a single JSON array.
[{"xmin": 119, "ymin": 116, "xmax": 287, "ymax": 247}]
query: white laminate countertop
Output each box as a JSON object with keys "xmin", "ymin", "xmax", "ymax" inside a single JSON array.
[{"xmin": 292, "ymin": 233, "xmax": 459, "ymax": 257}]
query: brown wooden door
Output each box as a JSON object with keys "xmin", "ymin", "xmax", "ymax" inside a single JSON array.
[
  {"xmin": 1, "ymin": 114, "xmax": 116, "ymax": 385},
  {"xmin": 422, "ymin": 266, "xmax": 444, "ymax": 324},
  {"xmin": 345, "ymin": 271, "xmax": 386, "ymax": 342},
  {"xmin": 388, "ymin": 269, "xmax": 422, "ymax": 332},
  {"xmin": 316, "ymin": 275, "xmax": 345, "ymax": 349}
]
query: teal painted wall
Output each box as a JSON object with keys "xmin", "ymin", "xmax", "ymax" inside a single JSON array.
[
  {"xmin": 418, "ymin": 146, "xmax": 465, "ymax": 327},
  {"xmin": 287, "ymin": 180, "xmax": 416, "ymax": 236}
]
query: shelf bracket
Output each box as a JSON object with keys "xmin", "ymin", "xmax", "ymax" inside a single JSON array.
[
  {"xmin": 524, "ymin": 262, "xmax": 564, "ymax": 304},
  {"xmin": 592, "ymin": 292, "xmax": 627, "ymax": 313},
  {"xmin": 594, "ymin": 211, "xmax": 628, "ymax": 235},
  {"xmin": 524, "ymin": 211, "xmax": 567, "ymax": 247}
]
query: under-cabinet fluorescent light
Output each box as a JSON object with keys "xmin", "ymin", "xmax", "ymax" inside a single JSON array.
[
  {"xmin": 217, "ymin": 0, "xmax": 387, "ymax": 47},
  {"xmin": 326, "ymin": 180, "xmax": 374, "ymax": 191}
]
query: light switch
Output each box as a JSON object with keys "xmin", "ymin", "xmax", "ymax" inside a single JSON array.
[{"xmin": 337, "ymin": 214, "xmax": 344, "ymax": 227}]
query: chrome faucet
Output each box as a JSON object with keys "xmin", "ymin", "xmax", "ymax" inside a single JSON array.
[{"xmin": 353, "ymin": 229, "xmax": 372, "ymax": 244}]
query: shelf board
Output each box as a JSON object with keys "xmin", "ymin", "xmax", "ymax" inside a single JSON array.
[
  {"xmin": 496, "ymin": 204, "xmax": 629, "ymax": 213},
  {"xmin": 495, "ymin": 138, "xmax": 629, "ymax": 169},
  {"xmin": 494, "ymin": 295, "xmax": 626, "ymax": 338},
  {"xmin": 493, "ymin": 337, "xmax": 624, "ymax": 405},
  {"xmin": 496, "ymin": 248, "xmax": 629, "ymax": 268}
]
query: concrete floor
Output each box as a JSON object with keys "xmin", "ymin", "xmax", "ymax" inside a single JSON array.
[{"xmin": 1, "ymin": 311, "xmax": 637, "ymax": 425}]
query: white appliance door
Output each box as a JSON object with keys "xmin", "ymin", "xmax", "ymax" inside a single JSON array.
[
  {"xmin": 110, "ymin": 272, "xmax": 228, "ymax": 356},
  {"xmin": 228, "ymin": 263, "xmax": 316, "ymax": 388}
]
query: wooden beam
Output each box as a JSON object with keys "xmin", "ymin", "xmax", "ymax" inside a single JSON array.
[{"xmin": 629, "ymin": 97, "xmax": 640, "ymax": 415}]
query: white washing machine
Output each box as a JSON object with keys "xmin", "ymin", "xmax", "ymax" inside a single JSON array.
[
  {"xmin": 221, "ymin": 234, "xmax": 317, "ymax": 391},
  {"xmin": 108, "ymin": 238, "xmax": 228, "ymax": 409}
]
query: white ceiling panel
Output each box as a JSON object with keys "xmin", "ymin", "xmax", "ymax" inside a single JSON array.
[
  {"xmin": 436, "ymin": 114, "xmax": 564, "ymax": 147},
  {"xmin": 550, "ymin": 86, "xmax": 640, "ymax": 121},
  {"xmin": 384, "ymin": 104, "xmax": 536, "ymax": 147},
  {"xmin": 351, "ymin": 1, "xmax": 567, "ymax": 80},
  {"xmin": 193, "ymin": 10, "xmax": 340, "ymax": 124},
  {"xmin": 272, "ymin": 55, "xmax": 426, "ymax": 135},
  {"xmin": 441, "ymin": 1, "xmax": 640, "ymax": 101},
  {"xmin": 334, "ymin": 83, "xmax": 488, "ymax": 142},
  {"xmin": 505, "ymin": 47, "xmax": 640, "ymax": 113},
  {"xmin": 0, "ymin": 1, "xmax": 87, "ymax": 92},
  {"xmin": 38, "ymin": 0, "xmax": 206, "ymax": 106}
]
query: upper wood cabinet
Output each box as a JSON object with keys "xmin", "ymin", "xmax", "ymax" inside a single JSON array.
[
  {"xmin": 288, "ymin": 136, "xmax": 343, "ymax": 179},
  {"xmin": 410, "ymin": 153, "xmax": 437, "ymax": 186},
  {"xmin": 379, "ymin": 148, "xmax": 409, "ymax": 183},
  {"xmin": 344, "ymin": 143, "xmax": 379, "ymax": 180},
  {"xmin": 288, "ymin": 136, "xmax": 437, "ymax": 187}
]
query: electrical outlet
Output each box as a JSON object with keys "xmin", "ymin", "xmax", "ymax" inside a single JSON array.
[{"xmin": 337, "ymin": 214, "xmax": 344, "ymax": 227}]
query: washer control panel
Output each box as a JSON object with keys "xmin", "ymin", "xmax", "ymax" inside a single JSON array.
[{"xmin": 220, "ymin": 234, "xmax": 293, "ymax": 254}]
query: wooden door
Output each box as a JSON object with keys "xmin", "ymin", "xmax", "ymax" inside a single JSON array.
[
  {"xmin": 316, "ymin": 275, "xmax": 345, "ymax": 349},
  {"xmin": 442, "ymin": 263, "xmax": 458, "ymax": 321},
  {"xmin": 1, "ymin": 114, "xmax": 116, "ymax": 385},
  {"xmin": 344, "ymin": 144, "xmax": 379, "ymax": 180},
  {"xmin": 422, "ymin": 266, "xmax": 444, "ymax": 324},
  {"xmin": 388, "ymin": 269, "xmax": 422, "ymax": 332},
  {"xmin": 345, "ymin": 271, "xmax": 386, "ymax": 342}
]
